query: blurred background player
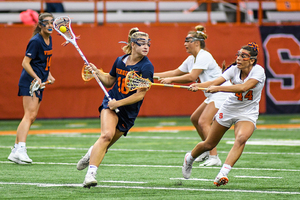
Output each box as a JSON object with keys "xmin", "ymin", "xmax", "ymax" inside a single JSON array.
[
  {"xmin": 154, "ymin": 25, "xmax": 230, "ymax": 167},
  {"xmin": 76, "ymin": 28, "xmax": 154, "ymax": 188},
  {"xmin": 182, "ymin": 42, "xmax": 265, "ymax": 186},
  {"xmin": 8, "ymin": 13, "xmax": 56, "ymax": 164}
]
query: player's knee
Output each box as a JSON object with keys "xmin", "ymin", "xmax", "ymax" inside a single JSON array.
[{"xmin": 100, "ymin": 133, "xmax": 113, "ymax": 143}]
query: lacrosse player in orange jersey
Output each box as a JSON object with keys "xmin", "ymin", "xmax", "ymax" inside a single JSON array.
[
  {"xmin": 7, "ymin": 13, "xmax": 55, "ymax": 165},
  {"xmin": 155, "ymin": 25, "xmax": 230, "ymax": 167}
]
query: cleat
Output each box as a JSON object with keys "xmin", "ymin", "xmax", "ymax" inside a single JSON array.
[
  {"xmin": 15, "ymin": 147, "xmax": 32, "ymax": 163},
  {"xmin": 8, "ymin": 148, "xmax": 28, "ymax": 164},
  {"xmin": 199, "ymin": 155, "xmax": 222, "ymax": 167},
  {"xmin": 214, "ymin": 172, "xmax": 228, "ymax": 187},
  {"xmin": 77, "ymin": 146, "xmax": 93, "ymax": 170},
  {"xmin": 182, "ymin": 152, "xmax": 193, "ymax": 179},
  {"xmin": 83, "ymin": 172, "xmax": 97, "ymax": 188},
  {"xmin": 194, "ymin": 151, "xmax": 209, "ymax": 162}
]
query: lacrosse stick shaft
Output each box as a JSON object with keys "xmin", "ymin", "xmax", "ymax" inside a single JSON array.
[
  {"xmin": 74, "ymin": 44, "xmax": 120, "ymax": 113},
  {"xmin": 152, "ymin": 83, "xmax": 206, "ymax": 90}
]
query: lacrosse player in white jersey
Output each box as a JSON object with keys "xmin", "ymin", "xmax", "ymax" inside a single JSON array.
[
  {"xmin": 154, "ymin": 25, "xmax": 230, "ymax": 167},
  {"xmin": 182, "ymin": 42, "xmax": 265, "ymax": 187}
]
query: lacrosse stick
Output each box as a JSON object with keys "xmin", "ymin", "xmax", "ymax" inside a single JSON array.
[
  {"xmin": 29, "ymin": 79, "xmax": 52, "ymax": 97},
  {"xmin": 53, "ymin": 16, "xmax": 119, "ymax": 113},
  {"xmin": 125, "ymin": 70, "xmax": 207, "ymax": 92},
  {"xmin": 82, "ymin": 65, "xmax": 109, "ymax": 82}
]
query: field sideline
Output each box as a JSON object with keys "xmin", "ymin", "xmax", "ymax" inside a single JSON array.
[{"xmin": 0, "ymin": 115, "xmax": 300, "ymax": 199}]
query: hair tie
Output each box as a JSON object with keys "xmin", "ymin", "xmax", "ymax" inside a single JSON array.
[{"xmin": 248, "ymin": 42, "xmax": 260, "ymax": 53}]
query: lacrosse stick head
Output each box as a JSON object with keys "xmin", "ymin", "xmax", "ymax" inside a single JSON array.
[
  {"xmin": 82, "ymin": 64, "xmax": 94, "ymax": 82},
  {"xmin": 125, "ymin": 70, "xmax": 151, "ymax": 92},
  {"xmin": 29, "ymin": 79, "xmax": 40, "ymax": 97},
  {"xmin": 53, "ymin": 16, "xmax": 76, "ymax": 45}
]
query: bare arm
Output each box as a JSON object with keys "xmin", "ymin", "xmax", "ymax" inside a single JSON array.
[
  {"xmin": 154, "ymin": 68, "xmax": 186, "ymax": 79},
  {"xmin": 87, "ymin": 63, "xmax": 116, "ymax": 88},
  {"xmin": 47, "ymin": 71, "xmax": 55, "ymax": 84},
  {"xmin": 189, "ymin": 76, "xmax": 226, "ymax": 91},
  {"xmin": 160, "ymin": 69, "xmax": 203, "ymax": 84},
  {"xmin": 108, "ymin": 88, "xmax": 147, "ymax": 110},
  {"xmin": 207, "ymin": 78, "xmax": 259, "ymax": 93},
  {"xmin": 22, "ymin": 56, "xmax": 41, "ymax": 84}
]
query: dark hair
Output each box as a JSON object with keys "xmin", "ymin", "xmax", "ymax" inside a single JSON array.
[
  {"xmin": 188, "ymin": 25, "xmax": 207, "ymax": 49},
  {"xmin": 32, "ymin": 12, "xmax": 54, "ymax": 37},
  {"xmin": 242, "ymin": 42, "xmax": 259, "ymax": 65},
  {"xmin": 222, "ymin": 42, "xmax": 260, "ymax": 72}
]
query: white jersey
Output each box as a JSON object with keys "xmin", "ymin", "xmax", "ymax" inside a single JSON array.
[
  {"xmin": 221, "ymin": 64, "xmax": 266, "ymax": 116},
  {"xmin": 178, "ymin": 49, "xmax": 230, "ymax": 104}
]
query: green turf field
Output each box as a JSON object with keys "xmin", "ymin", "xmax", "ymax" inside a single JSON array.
[{"xmin": 0, "ymin": 115, "xmax": 300, "ymax": 199}]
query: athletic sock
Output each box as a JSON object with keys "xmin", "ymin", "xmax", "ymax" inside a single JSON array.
[
  {"xmin": 18, "ymin": 142, "xmax": 26, "ymax": 148},
  {"xmin": 87, "ymin": 165, "xmax": 98, "ymax": 174},
  {"xmin": 186, "ymin": 153, "xmax": 195, "ymax": 164},
  {"xmin": 14, "ymin": 144, "xmax": 18, "ymax": 149},
  {"xmin": 220, "ymin": 164, "xmax": 232, "ymax": 176}
]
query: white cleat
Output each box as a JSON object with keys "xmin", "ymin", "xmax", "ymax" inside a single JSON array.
[
  {"xmin": 8, "ymin": 148, "xmax": 28, "ymax": 164},
  {"xmin": 77, "ymin": 146, "xmax": 93, "ymax": 170},
  {"xmin": 182, "ymin": 152, "xmax": 193, "ymax": 179},
  {"xmin": 214, "ymin": 172, "xmax": 228, "ymax": 187},
  {"xmin": 15, "ymin": 147, "xmax": 32, "ymax": 163},
  {"xmin": 83, "ymin": 172, "xmax": 97, "ymax": 188},
  {"xmin": 194, "ymin": 151, "xmax": 209, "ymax": 162},
  {"xmin": 199, "ymin": 155, "xmax": 222, "ymax": 167}
]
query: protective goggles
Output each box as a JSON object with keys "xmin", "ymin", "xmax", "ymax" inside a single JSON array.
[
  {"xmin": 39, "ymin": 19, "xmax": 54, "ymax": 26},
  {"xmin": 235, "ymin": 51, "xmax": 257, "ymax": 61},
  {"xmin": 131, "ymin": 38, "xmax": 151, "ymax": 47},
  {"xmin": 184, "ymin": 37, "xmax": 203, "ymax": 43}
]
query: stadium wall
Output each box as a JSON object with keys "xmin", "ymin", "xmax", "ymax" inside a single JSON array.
[{"xmin": 0, "ymin": 24, "xmax": 267, "ymax": 119}]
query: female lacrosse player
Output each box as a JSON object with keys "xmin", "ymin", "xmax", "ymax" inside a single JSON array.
[
  {"xmin": 77, "ymin": 27, "xmax": 154, "ymax": 188},
  {"xmin": 154, "ymin": 25, "xmax": 230, "ymax": 167},
  {"xmin": 8, "ymin": 13, "xmax": 55, "ymax": 164},
  {"xmin": 182, "ymin": 42, "xmax": 265, "ymax": 187}
]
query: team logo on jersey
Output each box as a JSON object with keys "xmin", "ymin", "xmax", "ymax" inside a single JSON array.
[{"xmin": 219, "ymin": 113, "xmax": 223, "ymax": 119}]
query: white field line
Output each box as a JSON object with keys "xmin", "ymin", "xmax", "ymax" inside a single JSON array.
[
  {"xmin": 0, "ymin": 161, "xmax": 300, "ymax": 172},
  {"xmin": 170, "ymin": 178, "xmax": 213, "ymax": 181},
  {"xmin": 227, "ymin": 140, "xmax": 300, "ymax": 146},
  {"xmin": 0, "ymin": 145, "xmax": 300, "ymax": 155},
  {"xmin": 0, "ymin": 182, "xmax": 299, "ymax": 195},
  {"xmin": 234, "ymin": 176, "xmax": 282, "ymax": 179}
]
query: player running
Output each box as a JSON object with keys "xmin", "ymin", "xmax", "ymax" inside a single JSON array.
[
  {"xmin": 182, "ymin": 42, "xmax": 265, "ymax": 186},
  {"xmin": 76, "ymin": 27, "xmax": 154, "ymax": 188}
]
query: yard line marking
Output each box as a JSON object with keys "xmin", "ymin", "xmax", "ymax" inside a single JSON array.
[
  {"xmin": 234, "ymin": 176, "xmax": 282, "ymax": 179},
  {"xmin": 1, "ymin": 146, "xmax": 300, "ymax": 155},
  {"xmin": 227, "ymin": 140, "xmax": 300, "ymax": 146},
  {"xmin": 1, "ymin": 124, "xmax": 299, "ymax": 135},
  {"xmin": 0, "ymin": 182, "xmax": 299, "ymax": 195},
  {"xmin": 1, "ymin": 161, "xmax": 299, "ymax": 172},
  {"xmin": 170, "ymin": 178, "xmax": 213, "ymax": 181}
]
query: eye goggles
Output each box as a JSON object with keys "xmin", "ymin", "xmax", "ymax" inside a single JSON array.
[
  {"xmin": 184, "ymin": 37, "xmax": 203, "ymax": 43},
  {"xmin": 39, "ymin": 19, "xmax": 54, "ymax": 26},
  {"xmin": 131, "ymin": 38, "xmax": 151, "ymax": 47},
  {"xmin": 235, "ymin": 51, "xmax": 256, "ymax": 61}
]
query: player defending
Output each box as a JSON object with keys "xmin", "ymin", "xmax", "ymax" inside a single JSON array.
[
  {"xmin": 182, "ymin": 42, "xmax": 265, "ymax": 186},
  {"xmin": 8, "ymin": 13, "xmax": 55, "ymax": 164},
  {"xmin": 154, "ymin": 25, "xmax": 230, "ymax": 166},
  {"xmin": 77, "ymin": 28, "xmax": 154, "ymax": 188}
]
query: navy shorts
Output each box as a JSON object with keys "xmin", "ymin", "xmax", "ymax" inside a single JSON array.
[
  {"xmin": 99, "ymin": 100, "xmax": 135, "ymax": 136},
  {"xmin": 18, "ymin": 86, "xmax": 43, "ymax": 101}
]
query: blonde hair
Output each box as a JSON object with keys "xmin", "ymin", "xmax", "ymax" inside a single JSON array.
[
  {"xmin": 122, "ymin": 27, "xmax": 149, "ymax": 54},
  {"xmin": 32, "ymin": 12, "xmax": 54, "ymax": 37},
  {"xmin": 188, "ymin": 25, "xmax": 207, "ymax": 49}
]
